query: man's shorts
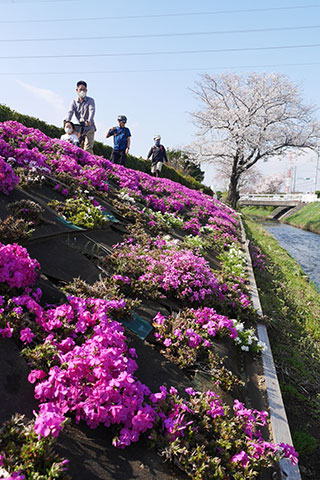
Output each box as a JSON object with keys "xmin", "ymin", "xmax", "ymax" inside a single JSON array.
[{"xmin": 151, "ymin": 161, "xmax": 163, "ymax": 173}]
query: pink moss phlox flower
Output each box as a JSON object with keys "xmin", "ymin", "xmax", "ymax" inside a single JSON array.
[
  {"xmin": 182, "ymin": 217, "xmax": 201, "ymax": 235},
  {"xmin": 0, "ymin": 156, "xmax": 19, "ymax": 194},
  {"xmin": 20, "ymin": 327, "xmax": 34, "ymax": 344},
  {"xmin": 34, "ymin": 403, "xmax": 65, "ymax": 438},
  {"xmin": 0, "ymin": 121, "xmax": 239, "ymax": 244},
  {"xmin": 279, "ymin": 442, "xmax": 299, "ymax": 465},
  {"xmin": 231, "ymin": 450, "xmax": 249, "ymax": 467},
  {"xmin": 185, "ymin": 387, "xmax": 197, "ymax": 396},
  {"xmin": 7, "ymin": 471, "xmax": 26, "ymax": 480},
  {"xmin": 0, "ymin": 322, "xmax": 13, "ymax": 338},
  {"xmin": 28, "ymin": 369, "xmax": 47, "ymax": 384},
  {"xmin": 153, "ymin": 307, "xmax": 239, "ymax": 354},
  {"xmin": 112, "ymin": 274, "xmax": 131, "ymax": 284},
  {"xmin": 129, "ymin": 348, "xmax": 138, "ymax": 358},
  {"xmin": 24, "ymin": 296, "xmax": 157, "ymax": 447},
  {"xmin": 0, "ymin": 243, "xmax": 40, "ymax": 289}
]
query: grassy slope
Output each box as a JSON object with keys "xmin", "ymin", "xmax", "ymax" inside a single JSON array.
[
  {"xmin": 283, "ymin": 202, "xmax": 320, "ymax": 234},
  {"xmin": 240, "ymin": 206, "xmax": 276, "ymax": 219},
  {"xmin": 244, "ymin": 217, "xmax": 320, "ymax": 479}
]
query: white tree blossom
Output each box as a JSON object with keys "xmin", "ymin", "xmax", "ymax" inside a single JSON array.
[
  {"xmin": 190, "ymin": 72, "xmax": 320, "ymax": 208},
  {"xmin": 253, "ymin": 173, "xmax": 286, "ymax": 194}
]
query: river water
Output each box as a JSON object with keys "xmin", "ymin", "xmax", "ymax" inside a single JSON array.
[{"xmin": 263, "ymin": 222, "xmax": 320, "ymax": 291}]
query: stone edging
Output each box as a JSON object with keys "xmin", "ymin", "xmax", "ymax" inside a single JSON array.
[{"xmin": 240, "ymin": 218, "xmax": 301, "ymax": 480}]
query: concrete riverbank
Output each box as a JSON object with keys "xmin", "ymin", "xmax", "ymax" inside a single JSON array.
[{"xmin": 244, "ymin": 217, "xmax": 320, "ymax": 480}]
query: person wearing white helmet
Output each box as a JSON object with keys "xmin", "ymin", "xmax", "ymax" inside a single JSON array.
[
  {"xmin": 146, "ymin": 135, "xmax": 168, "ymax": 177},
  {"xmin": 106, "ymin": 115, "xmax": 131, "ymax": 166}
]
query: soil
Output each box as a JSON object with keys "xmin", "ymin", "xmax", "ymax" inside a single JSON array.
[
  {"xmin": 56, "ymin": 423, "xmax": 187, "ymax": 480},
  {"xmin": 0, "ymin": 338, "xmax": 37, "ymax": 424}
]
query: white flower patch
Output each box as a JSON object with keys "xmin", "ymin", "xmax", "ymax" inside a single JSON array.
[{"xmin": 118, "ymin": 189, "xmax": 136, "ymax": 204}]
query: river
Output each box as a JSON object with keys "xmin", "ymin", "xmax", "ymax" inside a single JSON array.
[{"xmin": 263, "ymin": 222, "xmax": 320, "ymax": 291}]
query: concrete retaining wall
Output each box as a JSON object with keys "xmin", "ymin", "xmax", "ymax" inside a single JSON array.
[{"xmin": 240, "ymin": 219, "xmax": 301, "ymax": 480}]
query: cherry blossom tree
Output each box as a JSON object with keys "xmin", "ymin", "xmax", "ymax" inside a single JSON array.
[
  {"xmin": 253, "ymin": 173, "xmax": 286, "ymax": 194},
  {"xmin": 216, "ymin": 165, "xmax": 262, "ymax": 194},
  {"xmin": 190, "ymin": 73, "xmax": 320, "ymax": 208}
]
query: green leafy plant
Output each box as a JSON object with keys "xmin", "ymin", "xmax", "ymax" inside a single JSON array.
[
  {"xmin": 49, "ymin": 196, "xmax": 110, "ymax": 229},
  {"xmin": 0, "ymin": 414, "xmax": 70, "ymax": 480},
  {"xmin": 144, "ymin": 208, "xmax": 184, "ymax": 229},
  {"xmin": 182, "ymin": 234, "xmax": 209, "ymax": 252}
]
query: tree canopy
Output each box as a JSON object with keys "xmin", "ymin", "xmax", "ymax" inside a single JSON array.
[
  {"xmin": 167, "ymin": 148, "xmax": 205, "ymax": 183},
  {"xmin": 191, "ymin": 72, "xmax": 320, "ymax": 208}
]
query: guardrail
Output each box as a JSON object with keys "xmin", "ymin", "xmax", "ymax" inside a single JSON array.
[{"xmin": 240, "ymin": 193, "xmax": 319, "ymax": 203}]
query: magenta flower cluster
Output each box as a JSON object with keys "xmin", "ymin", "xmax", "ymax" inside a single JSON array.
[
  {"xmin": 151, "ymin": 387, "xmax": 298, "ymax": 472},
  {"xmin": 182, "ymin": 217, "xmax": 201, "ymax": 235},
  {"xmin": 232, "ymin": 399, "xmax": 299, "ymax": 466},
  {"xmin": 153, "ymin": 307, "xmax": 238, "ymax": 350},
  {"xmin": 0, "ymin": 156, "xmax": 19, "ymax": 194},
  {"xmin": 114, "ymin": 238, "xmax": 224, "ymax": 303},
  {"xmin": 3, "ymin": 294, "xmax": 156, "ymax": 448},
  {"xmin": 249, "ymin": 243, "xmax": 267, "ymax": 271},
  {"xmin": 0, "ymin": 242, "xmax": 39, "ymax": 289},
  {"xmin": 0, "ymin": 121, "xmax": 112, "ymax": 194}
]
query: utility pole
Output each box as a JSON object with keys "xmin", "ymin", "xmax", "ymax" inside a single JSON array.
[
  {"xmin": 293, "ymin": 166, "xmax": 297, "ymax": 193},
  {"xmin": 286, "ymin": 169, "xmax": 291, "ymax": 193},
  {"xmin": 315, "ymin": 151, "xmax": 320, "ymax": 193}
]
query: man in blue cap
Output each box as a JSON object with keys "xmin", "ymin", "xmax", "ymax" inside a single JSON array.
[{"xmin": 106, "ymin": 115, "xmax": 131, "ymax": 167}]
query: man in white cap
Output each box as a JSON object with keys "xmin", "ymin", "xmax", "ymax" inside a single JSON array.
[{"xmin": 146, "ymin": 135, "xmax": 168, "ymax": 177}]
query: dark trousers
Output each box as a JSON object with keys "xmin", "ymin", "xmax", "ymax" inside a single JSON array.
[{"xmin": 111, "ymin": 150, "xmax": 127, "ymax": 166}]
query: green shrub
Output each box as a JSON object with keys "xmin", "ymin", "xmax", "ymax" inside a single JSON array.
[
  {"xmin": 0, "ymin": 104, "xmax": 63, "ymax": 138},
  {"xmin": 292, "ymin": 431, "xmax": 318, "ymax": 457}
]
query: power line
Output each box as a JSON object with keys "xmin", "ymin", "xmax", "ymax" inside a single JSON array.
[
  {"xmin": 0, "ymin": 4, "xmax": 319, "ymax": 23},
  {"xmin": 1, "ymin": 0, "xmax": 76, "ymax": 3},
  {"xmin": 2, "ymin": 43, "xmax": 320, "ymax": 60},
  {"xmin": 1, "ymin": 24, "xmax": 320, "ymax": 43},
  {"xmin": 1, "ymin": 61, "xmax": 320, "ymax": 75}
]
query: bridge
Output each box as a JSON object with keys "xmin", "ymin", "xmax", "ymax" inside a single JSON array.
[{"xmin": 239, "ymin": 193, "xmax": 319, "ymax": 207}]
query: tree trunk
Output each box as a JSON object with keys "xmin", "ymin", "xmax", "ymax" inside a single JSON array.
[{"xmin": 227, "ymin": 173, "xmax": 240, "ymax": 209}]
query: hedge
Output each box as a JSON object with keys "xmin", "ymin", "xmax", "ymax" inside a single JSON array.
[{"xmin": 0, "ymin": 104, "xmax": 211, "ymax": 194}]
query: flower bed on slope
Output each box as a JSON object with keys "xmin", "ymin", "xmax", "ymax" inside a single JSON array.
[{"xmin": 0, "ymin": 121, "xmax": 298, "ymax": 479}]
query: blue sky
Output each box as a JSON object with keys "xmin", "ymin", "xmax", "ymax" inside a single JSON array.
[{"xmin": 1, "ymin": 0, "xmax": 320, "ymax": 191}]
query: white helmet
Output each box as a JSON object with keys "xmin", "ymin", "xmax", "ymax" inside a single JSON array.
[{"xmin": 153, "ymin": 134, "xmax": 161, "ymax": 141}]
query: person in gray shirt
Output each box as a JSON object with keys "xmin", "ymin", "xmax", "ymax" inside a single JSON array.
[{"xmin": 65, "ymin": 80, "xmax": 96, "ymax": 154}]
